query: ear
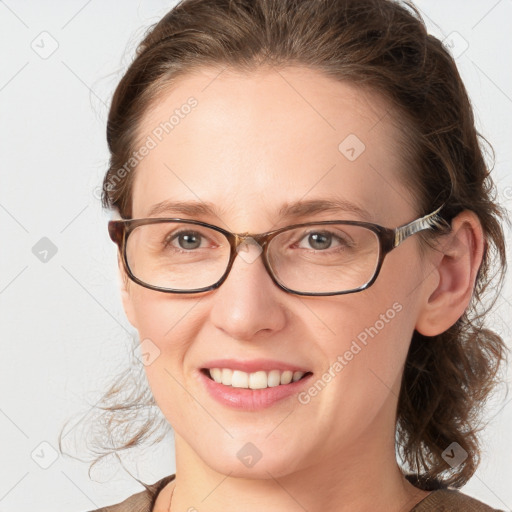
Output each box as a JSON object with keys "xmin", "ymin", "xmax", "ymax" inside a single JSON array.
[
  {"xmin": 117, "ymin": 253, "xmax": 138, "ymax": 329},
  {"xmin": 415, "ymin": 210, "xmax": 485, "ymax": 337}
]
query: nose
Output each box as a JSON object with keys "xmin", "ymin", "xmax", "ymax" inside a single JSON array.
[{"xmin": 209, "ymin": 238, "xmax": 287, "ymax": 340}]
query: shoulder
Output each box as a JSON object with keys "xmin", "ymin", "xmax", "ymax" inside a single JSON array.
[
  {"xmin": 405, "ymin": 473, "xmax": 505, "ymax": 511},
  {"xmin": 410, "ymin": 488, "xmax": 506, "ymax": 511},
  {"xmin": 85, "ymin": 474, "xmax": 176, "ymax": 512}
]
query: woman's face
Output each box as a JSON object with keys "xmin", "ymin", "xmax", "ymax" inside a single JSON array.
[{"xmin": 120, "ymin": 66, "xmax": 434, "ymax": 478}]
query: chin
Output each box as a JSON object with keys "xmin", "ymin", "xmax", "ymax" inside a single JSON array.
[{"xmin": 197, "ymin": 441, "xmax": 306, "ymax": 479}]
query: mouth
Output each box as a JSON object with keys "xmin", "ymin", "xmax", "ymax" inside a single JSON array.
[{"xmin": 200, "ymin": 367, "xmax": 314, "ymax": 390}]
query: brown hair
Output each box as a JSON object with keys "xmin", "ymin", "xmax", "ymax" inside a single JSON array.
[{"xmin": 60, "ymin": 0, "xmax": 508, "ymax": 489}]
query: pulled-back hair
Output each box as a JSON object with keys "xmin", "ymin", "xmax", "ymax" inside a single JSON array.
[{"xmin": 60, "ymin": 0, "xmax": 508, "ymax": 490}]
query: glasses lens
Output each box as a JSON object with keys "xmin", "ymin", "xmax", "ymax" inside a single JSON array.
[
  {"xmin": 268, "ymin": 223, "xmax": 380, "ymax": 294},
  {"xmin": 125, "ymin": 221, "xmax": 380, "ymax": 294},
  {"xmin": 126, "ymin": 221, "xmax": 230, "ymax": 291}
]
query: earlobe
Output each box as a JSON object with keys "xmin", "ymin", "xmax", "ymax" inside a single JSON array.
[
  {"xmin": 415, "ymin": 210, "xmax": 485, "ymax": 337},
  {"xmin": 117, "ymin": 254, "xmax": 138, "ymax": 329}
]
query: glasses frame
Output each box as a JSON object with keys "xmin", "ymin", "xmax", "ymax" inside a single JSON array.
[{"xmin": 108, "ymin": 203, "xmax": 449, "ymax": 296}]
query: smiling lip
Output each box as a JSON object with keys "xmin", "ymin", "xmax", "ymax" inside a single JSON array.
[
  {"xmin": 198, "ymin": 370, "xmax": 313, "ymax": 410},
  {"xmin": 200, "ymin": 358, "xmax": 311, "ymax": 373}
]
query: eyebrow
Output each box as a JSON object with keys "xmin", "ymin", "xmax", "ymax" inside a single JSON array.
[{"xmin": 145, "ymin": 197, "xmax": 374, "ymax": 222}]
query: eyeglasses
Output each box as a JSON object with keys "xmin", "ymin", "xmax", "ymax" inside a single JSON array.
[{"xmin": 108, "ymin": 204, "xmax": 449, "ymax": 296}]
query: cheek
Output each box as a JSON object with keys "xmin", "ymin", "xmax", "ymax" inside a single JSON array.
[
  {"xmin": 127, "ymin": 288, "xmax": 205, "ymax": 388},
  {"xmin": 313, "ymin": 251, "xmax": 420, "ymax": 404},
  {"xmin": 128, "ymin": 289, "xmax": 187, "ymax": 386},
  {"xmin": 129, "ymin": 287, "xmax": 199, "ymax": 344},
  {"xmin": 350, "ymin": 260, "xmax": 421, "ymax": 387},
  {"xmin": 127, "ymin": 289, "xmax": 195, "ymax": 423},
  {"xmin": 318, "ymin": 294, "xmax": 411, "ymax": 390}
]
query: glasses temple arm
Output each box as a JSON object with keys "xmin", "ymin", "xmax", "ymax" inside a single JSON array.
[{"xmin": 393, "ymin": 203, "xmax": 450, "ymax": 248}]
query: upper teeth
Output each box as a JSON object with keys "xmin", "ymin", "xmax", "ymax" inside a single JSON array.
[{"xmin": 208, "ymin": 368, "xmax": 306, "ymax": 389}]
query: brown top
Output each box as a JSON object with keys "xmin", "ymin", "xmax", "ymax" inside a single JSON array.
[{"xmin": 87, "ymin": 473, "xmax": 505, "ymax": 512}]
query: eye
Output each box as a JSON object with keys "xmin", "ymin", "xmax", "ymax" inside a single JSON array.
[
  {"xmin": 165, "ymin": 229, "xmax": 208, "ymax": 251},
  {"xmin": 296, "ymin": 229, "xmax": 353, "ymax": 251}
]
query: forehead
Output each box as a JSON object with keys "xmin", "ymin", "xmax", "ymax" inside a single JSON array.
[
  {"xmin": 139, "ymin": 65, "xmax": 394, "ymax": 144},
  {"xmin": 131, "ymin": 66, "xmax": 412, "ymax": 228}
]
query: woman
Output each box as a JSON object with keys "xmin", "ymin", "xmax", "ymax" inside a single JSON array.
[{"xmin": 77, "ymin": 0, "xmax": 509, "ymax": 510}]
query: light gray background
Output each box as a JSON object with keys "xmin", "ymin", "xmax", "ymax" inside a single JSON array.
[{"xmin": 0, "ymin": 1, "xmax": 511, "ymax": 511}]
